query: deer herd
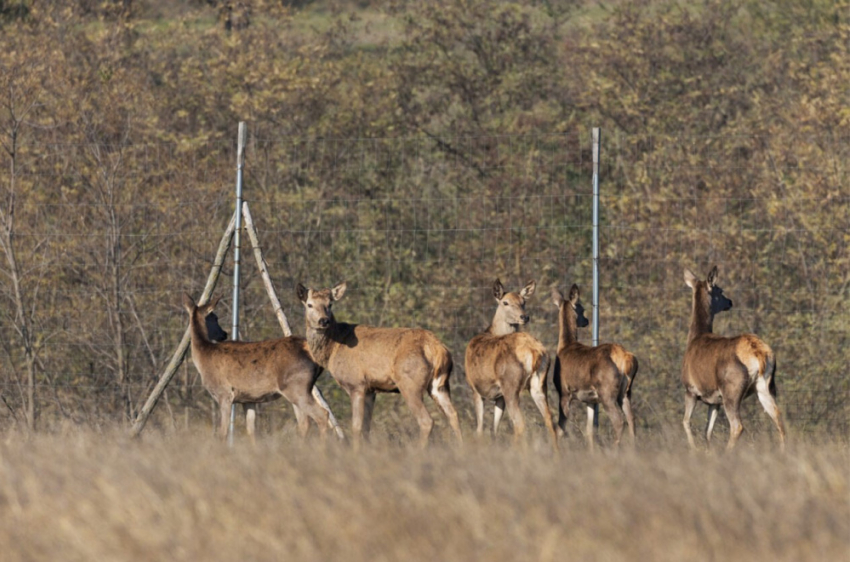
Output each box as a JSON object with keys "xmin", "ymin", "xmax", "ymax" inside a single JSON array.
[{"xmin": 184, "ymin": 265, "xmax": 787, "ymax": 453}]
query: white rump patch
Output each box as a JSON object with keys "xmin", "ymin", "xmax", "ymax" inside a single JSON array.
[
  {"xmin": 430, "ymin": 374, "xmax": 445, "ymax": 395},
  {"xmin": 742, "ymin": 355, "xmax": 761, "ymax": 384}
]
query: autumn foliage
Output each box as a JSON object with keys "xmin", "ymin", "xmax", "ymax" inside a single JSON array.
[{"xmin": 0, "ymin": 0, "xmax": 846, "ymax": 440}]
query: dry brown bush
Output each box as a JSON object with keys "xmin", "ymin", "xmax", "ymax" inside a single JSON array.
[{"xmin": 0, "ymin": 429, "xmax": 845, "ymax": 561}]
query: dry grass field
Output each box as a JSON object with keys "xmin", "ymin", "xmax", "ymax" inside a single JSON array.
[{"xmin": 0, "ymin": 429, "xmax": 845, "ymax": 562}]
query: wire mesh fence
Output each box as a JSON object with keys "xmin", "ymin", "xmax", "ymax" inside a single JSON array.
[{"xmin": 0, "ymin": 128, "xmax": 846, "ymax": 441}]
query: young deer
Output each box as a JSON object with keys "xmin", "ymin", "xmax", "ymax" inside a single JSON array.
[
  {"xmin": 551, "ymin": 285, "xmax": 637, "ymax": 451},
  {"xmin": 465, "ymin": 279, "xmax": 558, "ymax": 451},
  {"xmin": 682, "ymin": 266, "xmax": 786, "ymax": 451},
  {"xmin": 297, "ymin": 282, "xmax": 463, "ymax": 449},
  {"xmin": 183, "ymin": 293, "xmax": 333, "ymax": 442}
]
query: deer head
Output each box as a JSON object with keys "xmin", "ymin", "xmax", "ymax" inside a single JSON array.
[
  {"xmin": 183, "ymin": 293, "xmax": 227, "ymax": 342},
  {"xmin": 684, "ymin": 265, "xmax": 733, "ymax": 320},
  {"xmin": 297, "ymin": 281, "xmax": 347, "ymax": 330},
  {"xmin": 551, "ymin": 284, "xmax": 589, "ymax": 328},
  {"xmin": 492, "ymin": 278, "xmax": 535, "ymax": 328}
]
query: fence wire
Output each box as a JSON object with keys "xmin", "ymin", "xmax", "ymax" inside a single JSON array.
[{"xmin": 0, "ymin": 130, "xmax": 846, "ymax": 440}]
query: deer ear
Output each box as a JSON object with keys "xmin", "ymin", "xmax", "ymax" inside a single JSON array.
[
  {"xmin": 182, "ymin": 293, "xmax": 196, "ymax": 313},
  {"xmin": 707, "ymin": 265, "xmax": 719, "ymax": 287},
  {"xmin": 296, "ymin": 283, "xmax": 309, "ymax": 303},
  {"xmin": 331, "ymin": 281, "xmax": 347, "ymax": 301},
  {"xmin": 568, "ymin": 284, "xmax": 580, "ymax": 305},
  {"xmin": 520, "ymin": 280, "xmax": 536, "ymax": 299},
  {"xmin": 197, "ymin": 294, "xmax": 220, "ymax": 317},
  {"xmin": 551, "ymin": 288, "xmax": 564, "ymax": 308},
  {"xmin": 493, "ymin": 279, "xmax": 505, "ymax": 300},
  {"xmin": 202, "ymin": 295, "xmax": 221, "ymax": 316},
  {"xmin": 684, "ymin": 269, "xmax": 698, "ymax": 289}
]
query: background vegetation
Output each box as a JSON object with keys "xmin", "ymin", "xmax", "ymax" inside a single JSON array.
[{"xmin": 0, "ymin": 0, "xmax": 847, "ymax": 443}]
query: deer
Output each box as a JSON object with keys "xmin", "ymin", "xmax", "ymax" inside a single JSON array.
[
  {"xmin": 551, "ymin": 284, "xmax": 637, "ymax": 451},
  {"xmin": 464, "ymin": 279, "xmax": 558, "ymax": 451},
  {"xmin": 682, "ymin": 266, "xmax": 786, "ymax": 451},
  {"xmin": 296, "ymin": 281, "xmax": 463, "ymax": 449},
  {"xmin": 183, "ymin": 293, "xmax": 337, "ymax": 443}
]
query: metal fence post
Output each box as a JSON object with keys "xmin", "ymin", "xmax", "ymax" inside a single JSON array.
[
  {"xmin": 590, "ymin": 127, "xmax": 601, "ymax": 429},
  {"xmin": 229, "ymin": 121, "xmax": 246, "ymax": 446}
]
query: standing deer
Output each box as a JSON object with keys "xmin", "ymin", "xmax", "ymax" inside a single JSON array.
[
  {"xmin": 551, "ymin": 285, "xmax": 637, "ymax": 451},
  {"xmin": 184, "ymin": 293, "xmax": 335, "ymax": 443},
  {"xmin": 297, "ymin": 282, "xmax": 463, "ymax": 449},
  {"xmin": 682, "ymin": 266, "xmax": 786, "ymax": 451},
  {"xmin": 464, "ymin": 279, "xmax": 558, "ymax": 451}
]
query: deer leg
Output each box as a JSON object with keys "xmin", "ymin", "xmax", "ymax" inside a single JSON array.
[
  {"xmin": 362, "ymin": 391, "xmax": 376, "ymax": 441},
  {"xmin": 723, "ymin": 396, "xmax": 745, "ymax": 452},
  {"xmin": 350, "ymin": 390, "xmax": 367, "ymax": 452},
  {"xmin": 705, "ymin": 404, "xmax": 720, "ymax": 447},
  {"xmin": 292, "ymin": 403, "xmax": 304, "ymax": 428},
  {"xmin": 399, "ymin": 387, "xmax": 434, "ymax": 449},
  {"xmin": 243, "ymin": 403, "xmax": 258, "ymax": 446},
  {"xmin": 312, "ymin": 385, "xmax": 344, "ymax": 440},
  {"xmin": 756, "ymin": 376, "xmax": 787, "ymax": 452},
  {"xmin": 504, "ymin": 394, "xmax": 526, "ymax": 446},
  {"xmin": 529, "ymin": 372, "xmax": 558, "ymax": 452},
  {"xmin": 601, "ymin": 395, "xmax": 625, "ymax": 448},
  {"xmin": 621, "ymin": 393, "xmax": 636, "ymax": 445},
  {"xmin": 291, "ymin": 389, "xmax": 329, "ymax": 440},
  {"xmin": 290, "ymin": 401, "xmax": 311, "ymax": 438},
  {"xmin": 585, "ymin": 405, "xmax": 596, "ymax": 453},
  {"xmin": 557, "ymin": 393, "xmax": 572, "ymax": 439},
  {"xmin": 281, "ymin": 386, "xmax": 318, "ymax": 439},
  {"xmin": 493, "ymin": 396, "xmax": 506, "ymax": 437},
  {"xmin": 683, "ymin": 391, "xmax": 698, "ymax": 450},
  {"xmin": 430, "ymin": 381, "xmax": 463, "ymax": 445},
  {"xmin": 218, "ymin": 394, "xmax": 234, "ymax": 441},
  {"xmin": 473, "ymin": 390, "xmax": 485, "ymax": 437}
]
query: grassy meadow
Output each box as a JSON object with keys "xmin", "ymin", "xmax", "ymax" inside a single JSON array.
[
  {"xmin": 0, "ymin": 1, "xmax": 847, "ymax": 558},
  {"xmin": 0, "ymin": 429, "xmax": 846, "ymax": 562}
]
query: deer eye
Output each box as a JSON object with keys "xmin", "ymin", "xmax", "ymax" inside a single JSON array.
[
  {"xmin": 308, "ymin": 304, "xmax": 313, "ymax": 308},
  {"xmin": 502, "ymin": 301, "xmax": 509, "ymax": 306}
]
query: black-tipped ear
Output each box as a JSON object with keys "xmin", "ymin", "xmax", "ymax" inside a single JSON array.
[
  {"xmin": 551, "ymin": 287, "xmax": 564, "ymax": 308},
  {"xmin": 182, "ymin": 293, "xmax": 196, "ymax": 313},
  {"xmin": 707, "ymin": 265, "xmax": 719, "ymax": 287},
  {"xmin": 684, "ymin": 268, "xmax": 699, "ymax": 289},
  {"xmin": 296, "ymin": 283, "xmax": 309, "ymax": 303},
  {"xmin": 520, "ymin": 280, "xmax": 536, "ymax": 299},
  {"xmin": 493, "ymin": 279, "xmax": 505, "ymax": 300},
  {"xmin": 331, "ymin": 281, "xmax": 347, "ymax": 301},
  {"xmin": 568, "ymin": 284, "xmax": 580, "ymax": 305}
]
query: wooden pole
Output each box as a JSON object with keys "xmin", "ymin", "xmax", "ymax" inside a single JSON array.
[
  {"xmin": 242, "ymin": 202, "xmax": 292, "ymax": 337},
  {"xmin": 241, "ymin": 201, "xmax": 344, "ymax": 440},
  {"xmin": 129, "ymin": 210, "xmax": 237, "ymax": 438}
]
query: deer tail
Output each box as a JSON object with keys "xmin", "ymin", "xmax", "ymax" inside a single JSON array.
[
  {"xmin": 764, "ymin": 350, "xmax": 777, "ymax": 398},
  {"xmin": 532, "ymin": 347, "xmax": 550, "ymax": 377},
  {"xmin": 624, "ymin": 353, "xmax": 638, "ymax": 393},
  {"xmin": 428, "ymin": 340, "xmax": 454, "ymax": 390},
  {"xmin": 612, "ymin": 347, "xmax": 638, "ymax": 393}
]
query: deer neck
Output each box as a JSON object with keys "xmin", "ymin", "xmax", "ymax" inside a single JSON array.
[
  {"xmin": 486, "ymin": 309, "xmax": 518, "ymax": 337},
  {"xmin": 305, "ymin": 320, "xmax": 340, "ymax": 368},
  {"xmin": 557, "ymin": 303, "xmax": 579, "ymax": 352},
  {"xmin": 189, "ymin": 311, "xmax": 214, "ymax": 348},
  {"xmin": 687, "ymin": 294, "xmax": 713, "ymax": 343}
]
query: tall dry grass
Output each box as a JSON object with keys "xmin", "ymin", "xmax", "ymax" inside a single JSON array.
[{"xmin": 0, "ymin": 429, "xmax": 845, "ymax": 562}]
